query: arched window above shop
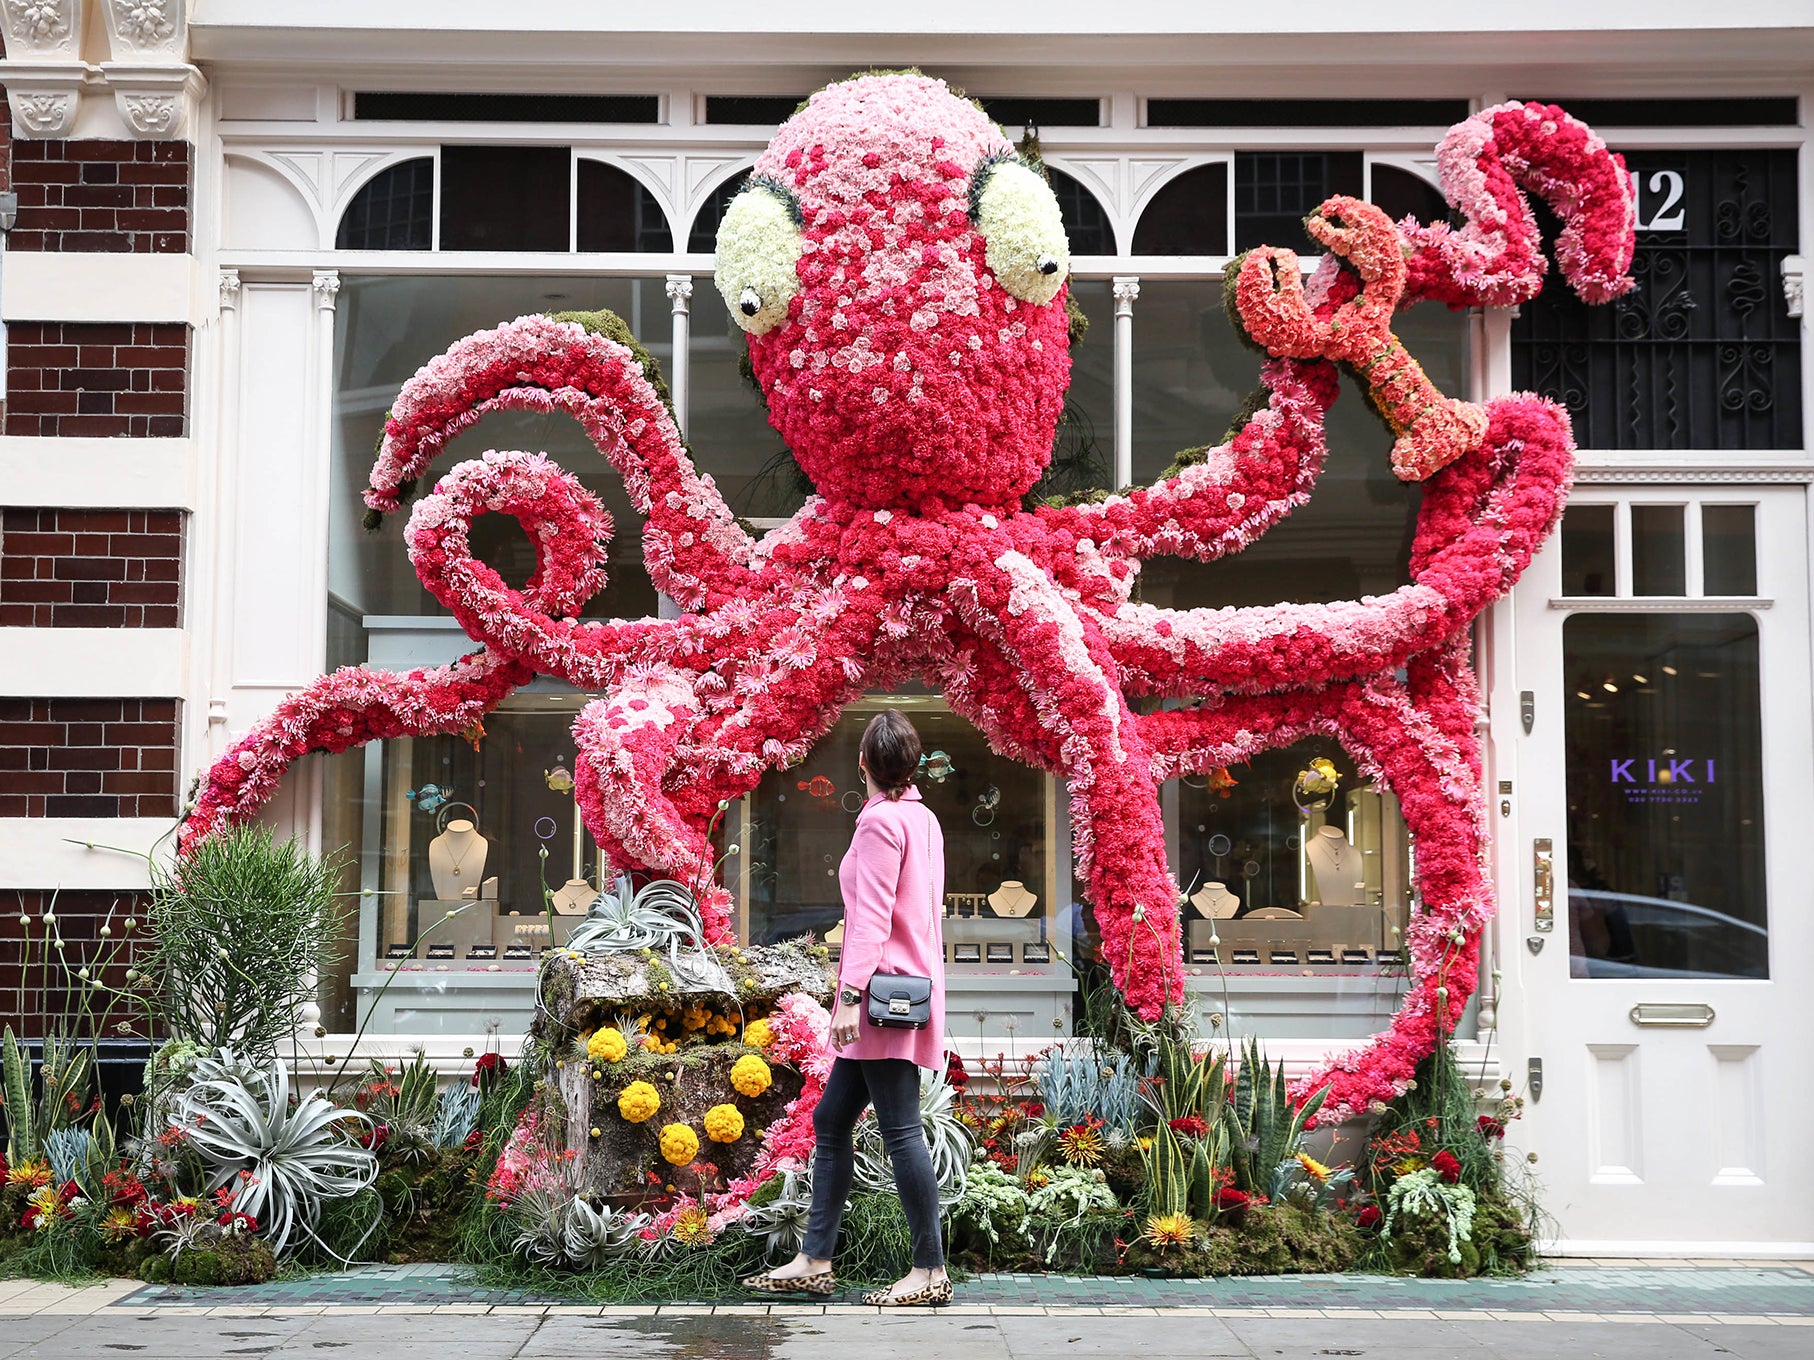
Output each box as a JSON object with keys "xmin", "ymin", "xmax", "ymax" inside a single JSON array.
[
  {"xmin": 1132, "ymin": 164, "xmax": 1229, "ymax": 256},
  {"xmin": 1369, "ymin": 164, "xmax": 1451, "ymax": 231},
  {"xmin": 336, "ymin": 158, "xmax": 434, "ymax": 250},
  {"xmin": 577, "ymin": 160, "xmax": 674, "ymax": 253},
  {"xmin": 1046, "ymin": 167, "xmax": 1115, "ymax": 255},
  {"xmin": 687, "ymin": 174, "xmax": 748, "ymax": 253}
]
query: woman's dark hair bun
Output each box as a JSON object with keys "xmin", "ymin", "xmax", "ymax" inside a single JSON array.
[{"xmin": 860, "ymin": 710, "xmax": 922, "ymax": 801}]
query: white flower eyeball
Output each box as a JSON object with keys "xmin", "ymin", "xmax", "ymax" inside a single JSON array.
[
  {"xmin": 713, "ymin": 178, "xmax": 804, "ymax": 336},
  {"xmin": 972, "ymin": 158, "xmax": 1070, "ymax": 306}
]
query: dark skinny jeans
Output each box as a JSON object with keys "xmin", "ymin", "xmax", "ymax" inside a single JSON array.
[{"xmin": 802, "ymin": 1057, "xmax": 944, "ymax": 1270}]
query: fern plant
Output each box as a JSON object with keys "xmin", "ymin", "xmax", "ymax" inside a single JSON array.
[{"xmin": 173, "ymin": 1048, "xmax": 378, "ymax": 1256}]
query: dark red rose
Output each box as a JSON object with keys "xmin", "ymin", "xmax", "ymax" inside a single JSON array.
[
  {"xmin": 1356, "ymin": 1204, "xmax": 1383, "ymax": 1230},
  {"xmin": 1476, "ymin": 1115, "xmax": 1505, "ymax": 1140},
  {"xmin": 1431, "ymin": 1149, "xmax": 1462, "ymax": 1184},
  {"xmin": 1214, "ymin": 1187, "xmax": 1252, "ymax": 1213}
]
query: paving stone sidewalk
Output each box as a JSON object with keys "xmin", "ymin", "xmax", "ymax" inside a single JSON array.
[{"xmin": 1, "ymin": 1261, "xmax": 1809, "ymax": 1359}]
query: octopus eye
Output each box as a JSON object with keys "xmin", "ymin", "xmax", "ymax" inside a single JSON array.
[
  {"xmin": 970, "ymin": 158, "xmax": 1070, "ymax": 306},
  {"xmin": 714, "ymin": 179, "xmax": 803, "ymax": 336}
]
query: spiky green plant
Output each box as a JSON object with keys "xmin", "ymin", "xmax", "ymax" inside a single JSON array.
[
  {"xmin": 430, "ymin": 1080, "xmax": 483, "ymax": 1152},
  {"xmin": 2, "ymin": 1026, "xmax": 35, "ymax": 1163},
  {"xmin": 173, "ymin": 1049, "xmax": 378, "ymax": 1256},
  {"xmin": 1223, "ymin": 1036, "xmax": 1326, "ymax": 1196},
  {"xmin": 737, "ymin": 1166, "xmax": 816, "ymax": 1260},
  {"xmin": 144, "ymin": 824, "xmax": 350, "ymax": 1063}
]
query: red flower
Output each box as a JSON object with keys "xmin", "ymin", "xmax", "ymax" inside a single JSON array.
[
  {"xmin": 1431, "ymin": 1150, "xmax": 1462, "ymax": 1184},
  {"xmin": 473, "ymin": 1051, "xmax": 508, "ymax": 1087},
  {"xmin": 1356, "ymin": 1204, "xmax": 1383, "ymax": 1230},
  {"xmin": 217, "ymin": 1210, "xmax": 259, "ymax": 1233},
  {"xmin": 944, "ymin": 1052, "xmax": 968, "ymax": 1090},
  {"xmin": 359, "ymin": 1122, "xmax": 390, "ymax": 1151},
  {"xmin": 463, "ymin": 1129, "xmax": 484, "ymax": 1153},
  {"xmin": 1477, "ymin": 1115, "xmax": 1505, "ymax": 1140},
  {"xmin": 1214, "ymin": 1187, "xmax": 1252, "ymax": 1213},
  {"xmin": 1168, "ymin": 1115, "xmax": 1209, "ymax": 1139}
]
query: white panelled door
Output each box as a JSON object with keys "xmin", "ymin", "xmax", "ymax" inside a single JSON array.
[{"xmin": 1511, "ymin": 487, "xmax": 1814, "ymax": 1254}]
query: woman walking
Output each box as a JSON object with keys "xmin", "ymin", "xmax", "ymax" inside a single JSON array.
[{"xmin": 744, "ymin": 710, "xmax": 950, "ymax": 1305}]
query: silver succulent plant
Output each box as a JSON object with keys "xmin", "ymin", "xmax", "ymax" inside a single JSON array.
[
  {"xmin": 429, "ymin": 1080, "xmax": 483, "ymax": 1151},
  {"xmin": 565, "ymin": 876, "xmax": 735, "ymax": 995},
  {"xmin": 852, "ymin": 1067, "xmax": 971, "ymax": 1207},
  {"xmin": 736, "ymin": 1166, "xmax": 819, "ymax": 1258},
  {"xmin": 172, "ymin": 1048, "xmax": 379, "ymax": 1256},
  {"xmin": 561, "ymin": 1195, "xmax": 651, "ymax": 1268}
]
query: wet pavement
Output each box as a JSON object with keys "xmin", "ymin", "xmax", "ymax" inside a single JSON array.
[{"xmin": 0, "ymin": 1262, "xmax": 1809, "ymax": 1359}]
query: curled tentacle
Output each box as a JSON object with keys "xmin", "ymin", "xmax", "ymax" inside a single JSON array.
[
  {"xmin": 1137, "ymin": 653, "xmax": 1488, "ymax": 1124},
  {"xmin": 1100, "ymin": 389, "xmax": 1575, "ymax": 697},
  {"xmin": 1034, "ymin": 358, "xmax": 1338, "ymax": 565},
  {"xmin": 366, "ymin": 313, "xmax": 763, "ymax": 610},
  {"xmin": 1402, "ymin": 100, "xmax": 1637, "ymax": 309}
]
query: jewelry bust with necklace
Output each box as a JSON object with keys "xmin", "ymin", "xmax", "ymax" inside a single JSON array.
[{"xmin": 429, "ymin": 816, "xmax": 489, "ymax": 900}]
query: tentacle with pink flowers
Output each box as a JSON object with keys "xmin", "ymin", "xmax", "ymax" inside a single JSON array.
[
  {"xmin": 364, "ymin": 313, "xmax": 765, "ymax": 610},
  {"xmin": 1034, "ymin": 359, "xmax": 1338, "ymax": 566},
  {"xmin": 1401, "ymin": 99, "xmax": 1637, "ymax": 309},
  {"xmin": 1138, "ymin": 667, "xmax": 1489, "ymax": 1123},
  {"xmin": 1098, "ymin": 390, "xmax": 1575, "ymax": 698},
  {"xmin": 180, "ymin": 648, "xmax": 531, "ymax": 857},
  {"xmin": 949, "ymin": 551, "xmax": 1184, "ymax": 1020}
]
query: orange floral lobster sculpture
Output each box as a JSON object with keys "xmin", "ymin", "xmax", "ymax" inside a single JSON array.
[{"xmin": 181, "ymin": 75, "xmax": 1634, "ymax": 1120}]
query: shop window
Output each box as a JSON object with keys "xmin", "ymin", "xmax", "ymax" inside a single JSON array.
[
  {"xmin": 1702, "ymin": 505, "xmax": 1758, "ymax": 596},
  {"xmin": 739, "ymin": 697, "xmax": 1070, "ymax": 1040},
  {"xmin": 353, "ymin": 92, "xmax": 661, "ymax": 124},
  {"xmin": 1169, "ymin": 738, "xmax": 1420, "ymax": 1039},
  {"xmin": 439, "ymin": 145, "xmax": 570, "ymax": 252},
  {"xmin": 1561, "ymin": 504, "xmax": 1617, "ymax": 597},
  {"xmin": 1234, "ymin": 151, "xmax": 1364, "ymax": 254},
  {"xmin": 576, "ymin": 160, "xmax": 673, "ymax": 253},
  {"xmin": 1147, "ymin": 99, "xmax": 1472, "ymax": 129},
  {"xmin": 1131, "ymin": 285, "xmax": 1463, "ymax": 600},
  {"xmin": 687, "ymin": 175, "xmax": 746, "ymax": 253},
  {"xmin": 1511, "ymin": 148, "xmax": 1801, "ymax": 451},
  {"xmin": 979, "ymin": 97, "xmax": 1104, "ymax": 130},
  {"xmin": 335, "ymin": 158, "xmax": 434, "ymax": 251},
  {"xmin": 703, "ymin": 96, "xmax": 806, "ymax": 126},
  {"xmin": 1369, "ymin": 164, "xmax": 1450, "ymax": 231},
  {"xmin": 1132, "ymin": 164, "xmax": 1228, "ymax": 256},
  {"xmin": 1046, "ymin": 167, "xmax": 1114, "ymax": 255},
  {"xmin": 1564, "ymin": 613, "xmax": 1767, "ymax": 979}
]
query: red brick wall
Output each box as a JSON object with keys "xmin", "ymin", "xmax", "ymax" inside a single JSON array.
[
  {"xmin": 4, "ymin": 322, "xmax": 190, "ymax": 437},
  {"xmin": 0, "ymin": 889, "xmax": 151, "ymax": 1038},
  {"xmin": 6, "ymin": 139, "xmax": 191, "ymax": 253},
  {"xmin": 0, "ymin": 509, "xmax": 184, "ymax": 627},
  {"xmin": 0, "ymin": 698, "xmax": 180, "ymax": 818}
]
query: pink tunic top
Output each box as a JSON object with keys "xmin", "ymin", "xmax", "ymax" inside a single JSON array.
[{"xmin": 835, "ymin": 787, "xmax": 946, "ymax": 1069}]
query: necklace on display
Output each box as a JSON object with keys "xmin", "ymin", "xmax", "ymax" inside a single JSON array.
[{"xmin": 446, "ymin": 831, "xmax": 478, "ymax": 878}]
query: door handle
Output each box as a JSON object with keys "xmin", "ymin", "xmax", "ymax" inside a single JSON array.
[{"xmin": 1532, "ymin": 838, "xmax": 1553, "ymax": 933}]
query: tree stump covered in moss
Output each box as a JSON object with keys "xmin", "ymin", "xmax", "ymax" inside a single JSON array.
[{"xmin": 533, "ymin": 940, "xmax": 833, "ymax": 1203}]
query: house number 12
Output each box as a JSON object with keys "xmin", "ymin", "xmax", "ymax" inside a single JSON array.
[{"xmin": 1630, "ymin": 169, "xmax": 1686, "ymax": 233}]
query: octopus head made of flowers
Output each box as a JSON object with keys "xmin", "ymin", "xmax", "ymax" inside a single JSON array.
[{"xmin": 715, "ymin": 73, "xmax": 1073, "ymax": 512}]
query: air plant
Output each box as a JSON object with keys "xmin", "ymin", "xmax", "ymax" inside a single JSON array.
[
  {"xmin": 737, "ymin": 1166, "xmax": 817, "ymax": 1258},
  {"xmin": 565, "ymin": 875, "xmax": 735, "ymax": 995},
  {"xmin": 561, "ymin": 1195, "xmax": 650, "ymax": 1267},
  {"xmin": 172, "ymin": 1048, "xmax": 378, "ymax": 1256},
  {"xmin": 851, "ymin": 1066, "xmax": 972, "ymax": 1206}
]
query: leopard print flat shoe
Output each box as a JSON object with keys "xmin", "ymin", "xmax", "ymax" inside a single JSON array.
[
  {"xmin": 861, "ymin": 1276, "xmax": 954, "ymax": 1307},
  {"xmin": 742, "ymin": 1269, "xmax": 837, "ymax": 1296}
]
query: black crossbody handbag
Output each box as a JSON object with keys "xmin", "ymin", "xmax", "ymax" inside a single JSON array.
[{"xmin": 864, "ymin": 805, "xmax": 936, "ymax": 1030}]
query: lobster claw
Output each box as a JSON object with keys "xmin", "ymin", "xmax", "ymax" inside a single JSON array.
[{"xmin": 1230, "ymin": 245, "xmax": 1333, "ymax": 359}]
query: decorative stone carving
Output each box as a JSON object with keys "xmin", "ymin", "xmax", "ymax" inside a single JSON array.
[
  {"xmin": 104, "ymin": 0, "xmax": 180, "ymax": 54},
  {"xmin": 1784, "ymin": 255, "xmax": 1806, "ymax": 321},
  {"xmin": 101, "ymin": 62, "xmax": 206, "ymax": 140},
  {"xmin": 1, "ymin": 0, "xmax": 79, "ymax": 55}
]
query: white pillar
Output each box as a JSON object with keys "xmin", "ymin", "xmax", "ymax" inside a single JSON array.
[
  {"xmin": 1112, "ymin": 275, "xmax": 1140, "ymax": 490},
  {"xmin": 666, "ymin": 274, "xmax": 693, "ymax": 436},
  {"xmin": 207, "ymin": 270, "xmax": 242, "ymax": 754}
]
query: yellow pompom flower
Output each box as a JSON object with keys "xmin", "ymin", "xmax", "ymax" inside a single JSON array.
[
  {"xmin": 617, "ymin": 1080, "xmax": 661, "ymax": 1124},
  {"xmin": 703, "ymin": 1104, "xmax": 745, "ymax": 1144},
  {"xmin": 730, "ymin": 1053, "xmax": 773, "ymax": 1098},
  {"xmin": 586, "ymin": 1027, "xmax": 627, "ymax": 1064},
  {"xmin": 743, "ymin": 1018, "xmax": 773, "ymax": 1050},
  {"xmin": 660, "ymin": 1122, "xmax": 701, "ymax": 1165}
]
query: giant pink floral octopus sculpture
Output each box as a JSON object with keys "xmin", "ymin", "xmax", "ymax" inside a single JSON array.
[{"xmin": 181, "ymin": 74, "xmax": 1634, "ymax": 1123}]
